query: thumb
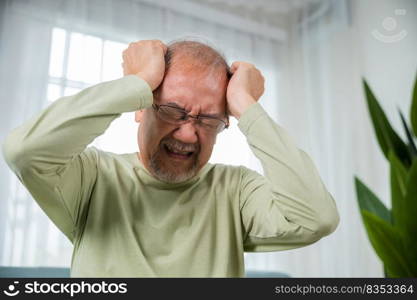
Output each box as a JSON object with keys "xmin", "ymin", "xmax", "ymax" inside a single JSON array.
[{"xmin": 230, "ymin": 61, "xmax": 240, "ymax": 73}]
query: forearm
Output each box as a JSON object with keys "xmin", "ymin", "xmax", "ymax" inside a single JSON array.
[
  {"xmin": 3, "ymin": 75, "xmax": 152, "ymax": 175},
  {"xmin": 238, "ymin": 103, "xmax": 339, "ymax": 241}
]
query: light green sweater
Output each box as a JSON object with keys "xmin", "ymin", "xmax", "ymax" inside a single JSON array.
[{"xmin": 3, "ymin": 75, "xmax": 339, "ymax": 277}]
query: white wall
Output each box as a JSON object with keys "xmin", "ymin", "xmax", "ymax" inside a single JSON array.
[
  {"xmin": 353, "ymin": 0, "xmax": 417, "ymax": 119},
  {"xmin": 352, "ymin": 0, "xmax": 417, "ymax": 202}
]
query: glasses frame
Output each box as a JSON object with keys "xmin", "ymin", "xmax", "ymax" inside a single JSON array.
[{"xmin": 152, "ymin": 103, "xmax": 229, "ymax": 133}]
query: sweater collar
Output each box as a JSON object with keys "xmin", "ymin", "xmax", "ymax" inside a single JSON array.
[{"xmin": 128, "ymin": 152, "xmax": 212, "ymax": 189}]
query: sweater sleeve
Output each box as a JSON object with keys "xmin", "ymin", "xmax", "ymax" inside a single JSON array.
[
  {"xmin": 237, "ymin": 103, "xmax": 339, "ymax": 252},
  {"xmin": 2, "ymin": 75, "xmax": 153, "ymax": 242}
]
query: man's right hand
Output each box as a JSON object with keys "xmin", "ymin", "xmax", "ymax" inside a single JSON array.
[{"xmin": 122, "ymin": 40, "xmax": 167, "ymax": 91}]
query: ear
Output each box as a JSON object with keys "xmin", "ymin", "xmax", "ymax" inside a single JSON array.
[{"xmin": 135, "ymin": 110, "xmax": 144, "ymax": 123}]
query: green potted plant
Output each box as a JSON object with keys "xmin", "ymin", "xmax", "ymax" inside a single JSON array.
[{"xmin": 354, "ymin": 73, "xmax": 417, "ymax": 277}]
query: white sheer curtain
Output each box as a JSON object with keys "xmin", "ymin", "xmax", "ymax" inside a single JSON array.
[
  {"xmin": 0, "ymin": 0, "xmax": 280, "ymax": 269},
  {"xmin": 254, "ymin": 0, "xmax": 416, "ymax": 277}
]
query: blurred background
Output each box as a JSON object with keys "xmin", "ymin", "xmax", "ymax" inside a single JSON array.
[{"xmin": 0, "ymin": 0, "xmax": 416, "ymax": 277}]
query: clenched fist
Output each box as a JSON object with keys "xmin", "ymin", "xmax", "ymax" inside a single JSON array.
[
  {"xmin": 122, "ymin": 40, "xmax": 167, "ymax": 91},
  {"xmin": 226, "ymin": 62, "xmax": 265, "ymax": 119}
]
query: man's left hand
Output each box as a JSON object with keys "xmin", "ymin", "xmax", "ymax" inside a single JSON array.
[{"xmin": 226, "ymin": 61, "xmax": 265, "ymax": 119}]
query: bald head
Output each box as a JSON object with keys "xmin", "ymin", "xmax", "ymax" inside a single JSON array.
[{"xmin": 164, "ymin": 40, "xmax": 231, "ymax": 81}]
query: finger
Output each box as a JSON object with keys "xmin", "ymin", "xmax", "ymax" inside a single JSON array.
[
  {"xmin": 230, "ymin": 62, "xmax": 239, "ymax": 73},
  {"xmin": 156, "ymin": 40, "xmax": 168, "ymax": 54},
  {"xmin": 162, "ymin": 43, "xmax": 168, "ymax": 54},
  {"xmin": 152, "ymin": 39, "xmax": 163, "ymax": 48},
  {"xmin": 231, "ymin": 61, "xmax": 240, "ymax": 67}
]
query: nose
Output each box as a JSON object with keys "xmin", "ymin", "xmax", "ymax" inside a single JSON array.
[{"xmin": 172, "ymin": 121, "xmax": 199, "ymax": 144}]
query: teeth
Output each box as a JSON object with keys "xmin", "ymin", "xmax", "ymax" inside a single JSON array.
[{"xmin": 166, "ymin": 144, "xmax": 192, "ymax": 155}]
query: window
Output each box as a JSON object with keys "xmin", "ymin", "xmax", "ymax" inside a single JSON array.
[
  {"xmin": 46, "ymin": 27, "xmax": 252, "ymax": 166},
  {"xmin": 46, "ymin": 28, "xmax": 135, "ymax": 153}
]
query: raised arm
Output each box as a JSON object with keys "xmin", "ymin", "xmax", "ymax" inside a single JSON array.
[
  {"xmin": 2, "ymin": 40, "xmax": 166, "ymax": 242},
  {"xmin": 226, "ymin": 62, "xmax": 339, "ymax": 252}
]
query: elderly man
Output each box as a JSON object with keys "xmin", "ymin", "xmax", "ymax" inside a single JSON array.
[{"xmin": 3, "ymin": 39, "xmax": 339, "ymax": 277}]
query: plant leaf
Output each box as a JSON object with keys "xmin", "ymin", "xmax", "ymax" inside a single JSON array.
[
  {"xmin": 402, "ymin": 239, "xmax": 417, "ymax": 276},
  {"xmin": 398, "ymin": 108, "xmax": 417, "ymax": 157},
  {"xmin": 404, "ymin": 160, "xmax": 417, "ymax": 239},
  {"xmin": 361, "ymin": 210, "xmax": 413, "ymax": 277},
  {"xmin": 411, "ymin": 71, "xmax": 417, "ymax": 137},
  {"xmin": 389, "ymin": 152, "xmax": 408, "ymax": 230},
  {"xmin": 354, "ymin": 177, "xmax": 391, "ymax": 223},
  {"xmin": 388, "ymin": 154, "xmax": 417, "ymax": 275},
  {"xmin": 363, "ymin": 80, "xmax": 412, "ymax": 168}
]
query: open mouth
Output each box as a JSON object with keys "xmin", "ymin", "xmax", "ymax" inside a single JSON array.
[{"xmin": 163, "ymin": 144, "xmax": 194, "ymax": 160}]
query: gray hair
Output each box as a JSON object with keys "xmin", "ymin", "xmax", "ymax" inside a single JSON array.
[{"xmin": 163, "ymin": 38, "xmax": 232, "ymax": 79}]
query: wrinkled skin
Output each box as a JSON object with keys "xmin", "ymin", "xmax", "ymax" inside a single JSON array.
[
  {"xmin": 122, "ymin": 40, "xmax": 264, "ymax": 183},
  {"xmin": 134, "ymin": 66, "xmax": 228, "ymax": 182}
]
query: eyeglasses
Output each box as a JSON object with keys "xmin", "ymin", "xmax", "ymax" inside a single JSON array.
[{"xmin": 152, "ymin": 104, "xmax": 229, "ymax": 133}]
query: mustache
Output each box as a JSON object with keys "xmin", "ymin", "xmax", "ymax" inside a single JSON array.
[{"xmin": 161, "ymin": 137, "xmax": 200, "ymax": 152}]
